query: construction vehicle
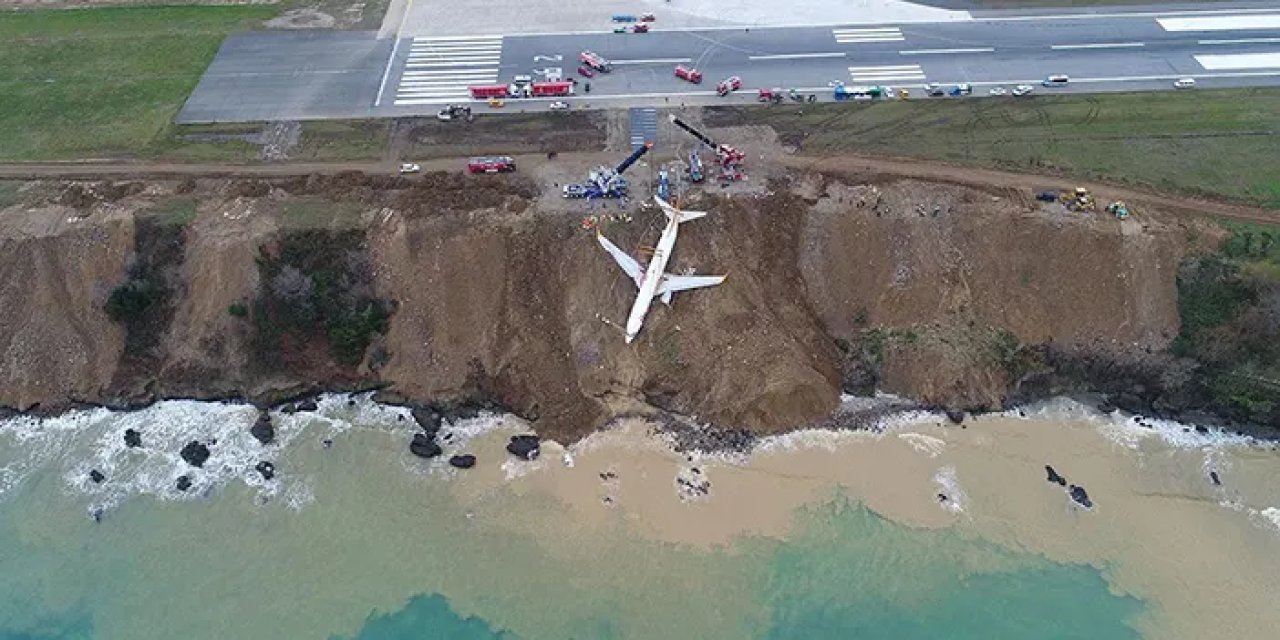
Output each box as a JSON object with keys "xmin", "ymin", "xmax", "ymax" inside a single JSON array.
[
  {"xmin": 757, "ymin": 88, "xmax": 784, "ymax": 103},
  {"xmin": 579, "ymin": 50, "xmax": 613, "ymax": 73},
  {"xmin": 669, "ymin": 115, "xmax": 746, "ymax": 183},
  {"xmin": 675, "ymin": 65, "xmax": 703, "ymax": 84},
  {"xmin": 436, "ymin": 104, "xmax": 473, "ymax": 122},
  {"xmin": 658, "ymin": 170, "xmax": 671, "ymax": 201},
  {"xmin": 1106, "ymin": 201, "xmax": 1130, "ymax": 219},
  {"xmin": 688, "ymin": 149, "xmax": 705, "ymax": 182},
  {"xmin": 716, "ymin": 76, "xmax": 742, "ymax": 96},
  {"xmin": 562, "ymin": 142, "xmax": 653, "ymax": 199},
  {"xmin": 467, "ymin": 156, "xmax": 516, "ymax": 174},
  {"xmin": 1059, "ymin": 186, "xmax": 1096, "ymax": 212}
]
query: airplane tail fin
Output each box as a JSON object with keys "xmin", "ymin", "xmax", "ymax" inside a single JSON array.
[{"xmin": 655, "ymin": 196, "xmax": 707, "ymax": 224}]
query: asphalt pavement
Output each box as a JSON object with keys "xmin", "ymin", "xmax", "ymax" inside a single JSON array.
[{"xmin": 178, "ymin": 5, "xmax": 1280, "ymax": 123}]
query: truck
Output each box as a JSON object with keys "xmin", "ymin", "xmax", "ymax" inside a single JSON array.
[
  {"xmin": 467, "ymin": 156, "xmax": 516, "ymax": 174},
  {"xmin": 674, "ymin": 65, "xmax": 703, "ymax": 84},
  {"xmin": 834, "ymin": 85, "xmax": 883, "ymax": 100},
  {"xmin": 579, "ymin": 50, "xmax": 613, "ymax": 73},
  {"xmin": 468, "ymin": 84, "xmax": 509, "ymax": 99},
  {"xmin": 948, "ymin": 83, "xmax": 972, "ymax": 96}
]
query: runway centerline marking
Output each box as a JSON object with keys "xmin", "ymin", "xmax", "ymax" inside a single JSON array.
[
  {"xmin": 899, "ymin": 48, "xmax": 994, "ymax": 55},
  {"xmin": 612, "ymin": 58, "xmax": 693, "ymax": 65},
  {"xmin": 1199, "ymin": 38, "xmax": 1280, "ymax": 45},
  {"xmin": 748, "ymin": 52, "xmax": 846, "ymax": 60},
  {"xmin": 1050, "ymin": 42, "xmax": 1145, "ymax": 50}
]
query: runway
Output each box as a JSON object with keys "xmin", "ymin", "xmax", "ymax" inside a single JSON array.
[{"xmin": 178, "ymin": 5, "xmax": 1280, "ymax": 123}]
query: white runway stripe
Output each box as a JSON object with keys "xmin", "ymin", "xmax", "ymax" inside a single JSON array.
[
  {"xmin": 1158, "ymin": 14, "xmax": 1280, "ymax": 32},
  {"xmin": 394, "ymin": 35, "xmax": 504, "ymax": 106},
  {"xmin": 1195, "ymin": 52, "xmax": 1280, "ymax": 70},
  {"xmin": 833, "ymin": 27, "xmax": 904, "ymax": 43}
]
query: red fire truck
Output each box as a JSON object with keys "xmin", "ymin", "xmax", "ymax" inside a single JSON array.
[
  {"xmin": 468, "ymin": 84, "xmax": 509, "ymax": 99},
  {"xmin": 467, "ymin": 156, "xmax": 516, "ymax": 174},
  {"xmin": 674, "ymin": 65, "xmax": 703, "ymax": 84},
  {"xmin": 579, "ymin": 50, "xmax": 613, "ymax": 73},
  {"xmin": 530, "ymin": 81, "xmax": 574, "ymax": 97}
]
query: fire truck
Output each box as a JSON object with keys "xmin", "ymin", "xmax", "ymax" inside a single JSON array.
[
  {"xmin": 579, "ymin": 50, "xmax": 613, "ymax": 73},
  {"xmin": 674, "ymin": 65, "xmax": 703, "ymax": 84},
  {"xmin": 467, "ymin": 156, "xmax": 517, "ymax": 174}
]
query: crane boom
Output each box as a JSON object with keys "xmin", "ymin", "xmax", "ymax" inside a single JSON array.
[
  {"xmin": 669, "ymin": 115, "xmax": 718, "ymax": 151},
  {"xmin": 614, "ymin": 141, "xmax": 653, "ymax": 175}
]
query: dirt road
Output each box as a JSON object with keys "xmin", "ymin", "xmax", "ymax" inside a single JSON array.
[{"xmin": 785, "ymin": 154, "xmax": 1280, "ymax": 226}]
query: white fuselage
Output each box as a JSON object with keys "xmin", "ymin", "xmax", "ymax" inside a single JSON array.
[{"xmin": 625, "ymin": 214, "xmax": 681, "ymax": 343}]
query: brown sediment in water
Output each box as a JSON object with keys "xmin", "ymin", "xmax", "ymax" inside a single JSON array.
[{"xmin": 449, "ymin": 413, "xmax": 1280, "ymax": 640}]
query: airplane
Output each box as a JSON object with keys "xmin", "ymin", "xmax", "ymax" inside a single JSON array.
[{"xmin": 597, "ymin": 195, "xmax": 726, "ymax": 344}]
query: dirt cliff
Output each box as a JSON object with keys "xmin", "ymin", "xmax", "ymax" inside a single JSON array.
[{"xmin": 0, "ymin": 163, "xmax": 1260, "ymax": 439}]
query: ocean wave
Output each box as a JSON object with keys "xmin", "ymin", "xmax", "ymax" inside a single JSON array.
[
  {"xmin": 933, "ymin": 465, "xmax": 966, "ymax": 515},
  {"xmin": 1003, "ymin": 397, "xmax": 1261, "ymax": 451}
]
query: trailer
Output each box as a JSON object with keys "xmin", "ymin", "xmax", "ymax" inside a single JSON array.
[
  {"xmin": 688, "ymin": 150, "xmax": 704, "ymax": 182},
  {"xmin": 530, "ymin": 81, "xmax": 574, "ymax": 97},
  {"xmin": 469, "ymin": 84, "xmax": 509, "ymax": 99},
  {"xmin": 834, "ymin": 85, "xmax": 883, "ymax": 101}
]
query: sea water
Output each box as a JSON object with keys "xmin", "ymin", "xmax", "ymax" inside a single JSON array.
[{"xmin": 0, "ymin": 395, "xmax": 1276, "ymax": 640}]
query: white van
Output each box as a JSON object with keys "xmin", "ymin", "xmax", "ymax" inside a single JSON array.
[
  {"xmin": 1042, "ymin": 74, "xmax": 1070, "ymax": 86},
  {"xmin": 1174, "ymin": 78, "xmax": 1196, "ymax": 89}
]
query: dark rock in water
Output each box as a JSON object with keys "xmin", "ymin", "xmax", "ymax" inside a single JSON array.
[
  {"xmin": 449, "ymin": 454, "xmax": 477, "ymax": 469},
  {"xmin": 176, "ymin": 475, "xmax": 192, "ymax": 492},
  {"xmin": 1069, "ymin": 484, "xmax": 1093, "ymax": 509},
  {"xmin": 91, "ymin": 508, "xmax": 103, "ymax": 523},
  {"xmin": 255, "ymin": 461, "xmax": 276, "ymax": 481},
  {"xmin": 409, "ymin": 433, "xmax": 442, "ymax": 458},
  {"xmin": 1045, "ymin": 465, "xmax": 1067, "ymax": 486},
  {"xmin": 322, "ymin": 438, "xmax": 333, "ymax": 449},
  {"xmin": 295, "ymin": 400, "xmax": 318, "ymax": 412},
  {"xmin": 1097, "ymin": 401, "xmax": 1117, "ymax": 414},
  {"xmin": 89, "ymin": 469, "xmax": 105, "ymax": 484},
  {"xmin": 1210, "ymin": 471, "xmax": 1222, "ymax": 486},
  {"xmin": 936, "ymin": 493, "xmax": 948, "ymax": 502},
  {"xmin": 945, "ymin": 409, "xmax": 965, "ymax": 425},
  {"xmin": 411, "ymin": 406, "xmax": 443, "ymax": 437},
  {"xmin": 1195, "ymin": 425, "xmax": 1208, "ymax": 434},
  {"xmin": 506, "ymin": 434, "xmax": 540, "ymax": 461},
  {"xmin": 250, "ymin": 412, "xmax": 275, "ymax": 445},
  {"xmin": 180, "ymin": 441, "xmax": 211, "ymax": 468},
  {"xmin": 347, "ymin": 399, "xmax": 357, "ymax": 407},
  {"xmin": 123, "ymin": 428, "xmax": 143, "ymax": 448}
]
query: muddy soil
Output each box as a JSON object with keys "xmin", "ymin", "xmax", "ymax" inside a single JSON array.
[{"xmin": 0, "ymin": 153, "xmax": 1265, "ymax": 439}]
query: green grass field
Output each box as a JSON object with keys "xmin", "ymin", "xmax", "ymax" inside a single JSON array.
[
  {"xmin": 0, "ymin": 6, "xmax": 276, "ymax": 161},
  {"xmin": 709, "ymin": 89, "xmax": 1280, "ymax": 208}
]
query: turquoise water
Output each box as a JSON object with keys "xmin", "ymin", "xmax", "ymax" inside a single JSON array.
[{"xmin": 0, "ymin": 400, "xmax": 1145, "ymax": 640}]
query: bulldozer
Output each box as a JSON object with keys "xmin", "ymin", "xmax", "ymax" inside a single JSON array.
[{"xmin": 1105, "ymin": 201, "xmax": 1130, "ymax": 219}]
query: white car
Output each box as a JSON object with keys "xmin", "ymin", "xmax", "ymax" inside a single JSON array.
[
  {"xmin": 548, "ymin": 101, "xmax": 570, "ymax": 111},
  {"xmin": 1012, "ymin": 85, "xmax": 1034, "ymax": 97},
  {"xmin": 988, "ymin": 86, "xmax": 1008, "ymax": 96},
  {"xmin": 1174, "ymin": 78, "xmax": 1196, "ymax": 89},
  {"xmin": 398, "ymin": 163, "xmax": 421, "ymax": 174}
]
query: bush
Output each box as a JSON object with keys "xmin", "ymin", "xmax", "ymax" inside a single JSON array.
[
  {"xmin": 106, "ymin": 280, "xmax": 159, "ymax": 321},
  {"xmin": 227, "ymin": 302, "xmax": 248, "ymax": 318}
]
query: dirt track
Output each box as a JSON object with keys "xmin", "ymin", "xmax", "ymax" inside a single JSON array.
[{"xmin": 4, "ymin": 152, "xmax": 1276, "ymax": 226}]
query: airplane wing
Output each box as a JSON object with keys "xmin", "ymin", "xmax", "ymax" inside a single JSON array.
[
  {"xmin": 655, "ymin": 274, "xmax": 725, "ymax": 296},
  {"xmin": 597, "ymin": 231, "xmax": 644, "ymax": 287}
]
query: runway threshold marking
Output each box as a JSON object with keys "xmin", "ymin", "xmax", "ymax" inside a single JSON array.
[
  {"xmin": 1158, "ymin": 14, "xmax": 1280, "ymax": 32},
  {"xmin": 748, "ymin": 52, "xmax": 845, "ymax": 60},
  {"xmin": 394, "ymin": 35, "xmax": 503, "ymax": 105},
  {"xmin": 1050, "ymin": 42, "xmax": 1145, "ymax": 50},
  {"xmin": 899, "ymin": 48, "xmax": 993, "ymax": 55},
  {"xmin": 848, "ymin": 64, "xmax": 926, "ymax": 82}
]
